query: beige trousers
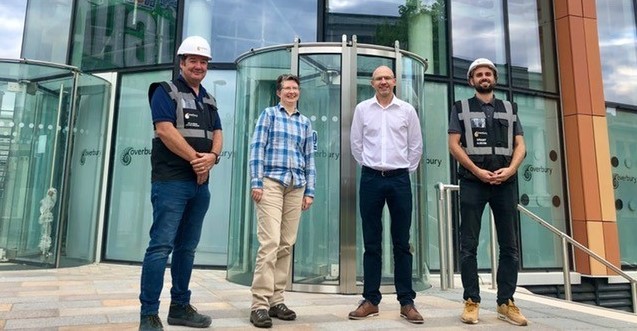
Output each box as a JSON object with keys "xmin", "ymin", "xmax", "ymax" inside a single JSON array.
[{"xmin": 251, "ymin": 177, "xmax": 304, "ymax": 310}]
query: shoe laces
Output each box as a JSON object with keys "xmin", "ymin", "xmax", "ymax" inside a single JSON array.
[
  {"xmin": 273, "ymin": 303, "xmax": 291, "ymax": 312},
  {"xmin": 507, "ymin": 302, "xmax": 520, "ymax": 314},
  {"xmin": 255, "ymin": 309, "xmax": 269, "ymax": 319},
  {"xmin": 182, "ymin": 304, "xmax": 198, "ymax": 316},
  {"xmin": 357, "ymin": 299, "xmax": 372, "ymax": 308}
]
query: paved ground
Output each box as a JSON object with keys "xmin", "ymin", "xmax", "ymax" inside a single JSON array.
[{"xmin": 1, "ymin": 263, "xmax": 637, "ymax": 330}]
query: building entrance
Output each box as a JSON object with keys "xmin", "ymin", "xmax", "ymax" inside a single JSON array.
[{"xmin": 227, "ymin": 36, "xmax": 429, "ymax": 294}]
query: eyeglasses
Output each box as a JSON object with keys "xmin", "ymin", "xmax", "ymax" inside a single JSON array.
[
  {"xmin": 373, "ymin": 75, "xmax": 394, "ymax": 82},
  {"xmin": 281, "ymin": 86, "xmax": 300, "ymax": 91}
]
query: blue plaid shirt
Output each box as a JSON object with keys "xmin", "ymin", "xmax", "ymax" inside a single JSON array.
[{"xmin": 249, "ymin": 104, "xmax": 316, "ymax": 197}]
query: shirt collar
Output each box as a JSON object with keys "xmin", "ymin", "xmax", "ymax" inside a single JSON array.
[
  {"xmin": 177, "ymin": 75, "xmax": 208, "ymax": 99},
  {"xmin": 276, "ymin": 103, "xmax": 300, "ymax": 116},
  {"xmin": 373, "ymin": 94, "xmax": 398, "ymax": 109}
]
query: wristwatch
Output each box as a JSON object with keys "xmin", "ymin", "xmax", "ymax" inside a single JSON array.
[{"xmin": 211, "ymin": 151, "xmax": 221, "ymax": 164}]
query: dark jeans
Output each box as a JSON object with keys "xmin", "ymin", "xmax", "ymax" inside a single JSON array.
[
  {"xmin": 459, "ymin": 179, "xmax": 519, "ymax": 306},
  {"xmin": 359, "ymin": 167, "xmax": 416, "ymax": 306},
  {"xmin": 140, "ymin": 180, "xmax": 210, "ymax": 316}
]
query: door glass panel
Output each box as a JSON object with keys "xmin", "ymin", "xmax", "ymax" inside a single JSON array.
[
  {"xmin": 227, "ymin": 49, "xmax": 292, "ymax": 285},
  {"xmin": 0, "ymin": 65, "xmax": 74, "ymax": 267},
  {"xmin": 62, "ymin": 74, "xmax": 110, "ymax": 267},
  {"xmin": 293, "ymin": 54, "xmax": 342, "ymax": 285}
]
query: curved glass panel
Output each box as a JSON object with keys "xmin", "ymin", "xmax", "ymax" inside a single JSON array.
[
  {"xmin": 596, "ymin": 0, "xmax": 637, "ymax": 105},
  {"xmin": 227, "ymin": 49, "xmax": 292, "ymax": 284},
  {"xmin": 507, "ymin": 0, "xmax": 557, "ymax": 92},
  {"xmin": 451, "ymin": 0, "xmax": 508, "ymax": 84},
  {"xmin": 184, "ymin": 0, "xmax": 317, "ymax": 63},
  {"xmin": 607, "ymin": 108, "xmax": 637, "ymax": 267},
  {"xmin": 292, "ymin": 54, "xmax": 342, "ymax": 285},
  {"xmin": 0, "ymin": 61, "xmax": 110, "ymax": 268},
  {"xmin": 62, "ymin": 73, "xmax": 111, "ymax": 267}
]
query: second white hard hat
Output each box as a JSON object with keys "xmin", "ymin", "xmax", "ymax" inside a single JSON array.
[
  {"xmin": 177, "ymin": 36, "xmax": 212, "ymax": 60},
  {"xmin": 467, "ymin": 58, "xmax": 497, "ymax": 79}
]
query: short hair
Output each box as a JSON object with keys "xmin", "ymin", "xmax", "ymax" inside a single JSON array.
[{"xmin": 276, "ymin": 74, "xmax": 300, "ymax": 91}]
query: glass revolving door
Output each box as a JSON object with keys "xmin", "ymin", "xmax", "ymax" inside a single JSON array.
[{"xmin": 227, "ymin": 37, "xmax": 429, "ymax": 294}]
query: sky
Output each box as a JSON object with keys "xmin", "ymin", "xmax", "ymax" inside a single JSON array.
[{"xmin": 0, "ymin": 0, "xmax": 27, "ymax": 59}]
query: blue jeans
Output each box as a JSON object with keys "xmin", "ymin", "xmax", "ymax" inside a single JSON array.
[
  {"xmin": 359, "ymin": 168, "xmax": 416, "ymax": 306},
  {"xmin": 139, "ymin": 180, "xmax": 210, "ymax": 316},
  {"xmin": 459, "ymin": 179, "xmax": 519, "ymax": 306}
]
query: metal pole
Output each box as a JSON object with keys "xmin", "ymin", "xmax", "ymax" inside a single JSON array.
[
  {"xmin": 437, "ymin": 183, "xmax": 448, "ymax": 290},
  {"xmin": 631, "ymin": 281, "xmax": 637, "ymax": 314},
  {"xmin": 489, "ymin": 209, "xmax": 497, "ymax": 290},
  {"xmin": 562, "ymin": 237, "xmax": 572, "ymax": 301},
  {"xmin": 446, "ymin": 187, "xmax": 455, "ymax": 288}
]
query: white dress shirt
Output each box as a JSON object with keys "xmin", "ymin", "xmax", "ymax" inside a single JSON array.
[{"xmin": 350, "ymin": 95, "xmax": 423, "ymax": 172}]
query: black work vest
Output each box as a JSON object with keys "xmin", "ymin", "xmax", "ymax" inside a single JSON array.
[
  {"xmin": 454, "ymin": 97, "xmax": 517, "ymax": 181},
  {"xmin": 148, "ymin": 79, "xmax": 218, "ymax": 182}
]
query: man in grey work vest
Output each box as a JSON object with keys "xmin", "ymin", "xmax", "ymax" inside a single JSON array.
[
  {"xmin": 139, "ymin": 36, "xmax": 222, "ymax": 331},
  {"xmin": 448, "ymin": 58, "xmax": 528, "ymax": 327}
]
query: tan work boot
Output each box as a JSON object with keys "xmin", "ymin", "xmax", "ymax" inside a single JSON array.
[
  {"xmin": 460, "ymin": 298, "xmax": 479, "ymax": 324},
  {"xmin": 497, "ymin": 299, "xmax": 528, "ymax": 326},
  {"xmin": 348, "ymin": 300, "xmax": 379, "ymax": 320}
]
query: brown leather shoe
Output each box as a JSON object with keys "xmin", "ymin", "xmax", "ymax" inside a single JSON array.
[
  {"xmin": 348, "ymin": 300, "xmax": 379, "ymax": 320},
  {"xmin": 400, "ymin": 304, "xmax": 424, "ymax": 324}
]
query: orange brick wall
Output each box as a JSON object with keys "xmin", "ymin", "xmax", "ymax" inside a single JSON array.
[{"xmin": 554, "ymin": 0, "xmax": 619, "ymax": 275}]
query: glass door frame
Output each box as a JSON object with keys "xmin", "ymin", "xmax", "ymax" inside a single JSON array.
[{"xmin": 283, "ymin": 36, "xmax": 429, "ymax": 294}]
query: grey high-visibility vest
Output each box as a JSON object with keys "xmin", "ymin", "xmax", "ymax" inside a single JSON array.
[
  {"xmin": 455, "ymin": 97, "xmax": 516, "ymax": 158},
  {"xmin": 149, "ymin": 80, "xmax": 217, "ymax": 141}
]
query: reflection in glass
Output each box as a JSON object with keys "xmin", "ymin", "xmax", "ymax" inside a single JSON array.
[
  {"xmin": 326, "ymin": 0, "xmax": 448, "ymax": 75},
  {"xmin": 607, "ymin": 108, "xmax": 637, "ymax": 267},
  {"xmin": 185, "ymin": 0, "xmax": 317, "ymax": 63},
  {"xmin": 596, "ymin": 0, "xmax": 637, "ymax": 105},
  {"xmin": 507, "ymin": 0, "xmax": 556, "ymax": 92},
  {"xmin": 22, "ymin": 0, "xmax": 72, "ymax": 63},
  {"xmin": 451, "ymin": 0, "xmax": 508, "ymax": 84},
  {"xmin": 70, "ymin": 0, "xmax": 178, "ymax": 71}
]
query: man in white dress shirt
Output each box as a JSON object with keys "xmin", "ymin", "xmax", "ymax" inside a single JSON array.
[{"xmin": 348, "ymin": 65, "xmax": 424, "ymax": 324}]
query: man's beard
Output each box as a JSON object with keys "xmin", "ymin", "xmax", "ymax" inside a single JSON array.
[{"xmin": 475, "ymin": 82, "xmax": 495, "ymax": 93}]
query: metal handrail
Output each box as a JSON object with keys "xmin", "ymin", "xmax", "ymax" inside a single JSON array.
[
  {"xmin": 435, "ymin": 182, "xmax": 637, "ymax": 314},
  {"xmin": 517, "ymin": 205, "xmax": 637, "ymax": 314}
]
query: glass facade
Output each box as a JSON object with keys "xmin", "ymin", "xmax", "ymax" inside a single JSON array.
[
  {"xmin": 70, "ymin": 0, "xmax": 178, "ymax": 71},
  {"xmin": 607, "ymin": 108, "xmax": 637, "ymax": 267},
  {"xmin": 597, "ymin": 0, "xmax": 637, "ymax": 105},
  {"xmin": 184, "ymin": 0, "xmax": 318, "ymax": 63},
  {"xmin": 22, "ymin": 0, "xmax": 73, "ymax": 63},
  {"xmin": 9, "ymin": 0, "xmax": 635, "ymax": 284}
]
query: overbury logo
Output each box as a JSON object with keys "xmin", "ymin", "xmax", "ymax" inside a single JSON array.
[
  {"xmin": 612, "ymin": 173, "xmax": 637, "ymax": 189},
  {"xmin": 522, "ymin": 164, "xmax": 553, "ymax": 182},
  {"xmin": 80, "ymin": 149, "xmax": 100, "ymax": 166},
  {"xmin": 121, "ymin": 147, "xmax": 152, "ymax": 166}
]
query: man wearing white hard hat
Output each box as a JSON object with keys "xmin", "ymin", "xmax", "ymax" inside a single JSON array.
[
  {"xmin": 448, "ymin": 58, "xmax": 528, "ymax": 326},
  {"xmin": 139, "ymin": 36, "xmax": 222, "ymax": 331}
]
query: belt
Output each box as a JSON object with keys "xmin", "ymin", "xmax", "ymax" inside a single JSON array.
[{"xmin": 362, "ymin": 166, "xmax": 408, "ymax": 177}]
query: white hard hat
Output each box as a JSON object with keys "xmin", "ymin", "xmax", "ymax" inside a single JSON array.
[
  {"xmin": 467, "ymin": 58, "xmax": 497, "ymax": 79},
  {"xmin": 177, "ymin": 36, "xmax": 211, "ymax": 60}
]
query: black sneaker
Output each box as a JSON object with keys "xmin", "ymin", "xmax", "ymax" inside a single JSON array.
[
  {"xmin": 268, "ymin": 303, "xmax": 297, "ymax": 320},
  {"xmin": 139, "ymin": 314, "xmax": 164, "ymax": 331},
  {"xmin": 167, "ymin": 303, "xmax": 212, "ymax": 328},
  {"xmin": 250, "ymin": 309, "xmax": 273, "ymax": 328}
]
